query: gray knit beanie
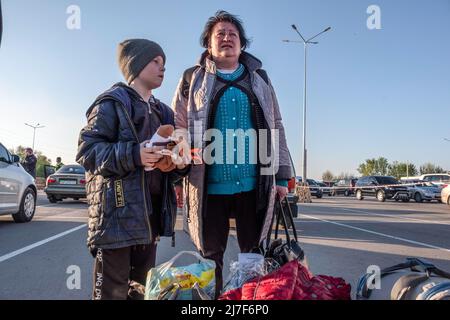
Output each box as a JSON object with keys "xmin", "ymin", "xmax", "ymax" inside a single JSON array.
[{"xmin": 117, "ymin": 39, "xmax": 166, "ymax": 84}]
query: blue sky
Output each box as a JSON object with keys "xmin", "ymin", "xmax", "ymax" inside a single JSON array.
[{"xmin": 0, "ymin": 0, "xmax": 449, "ymax": 180}]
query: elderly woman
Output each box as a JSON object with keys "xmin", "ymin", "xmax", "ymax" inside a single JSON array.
[{"xmin": 172, "ymin": 10, "xmax": 293, "ymax": 297}]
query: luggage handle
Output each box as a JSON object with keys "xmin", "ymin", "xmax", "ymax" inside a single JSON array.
[
  {"xmin": 275, "ymin": 196, "xmax": 299, "ymax": 242},
  {"xmin": 359, "ymin": 257, "xmax": 450, "ymax": 299},
  {"xmin": 382, "ymin": 257, "xmax": 450, "ymax": 279},
  {"xmin": 265, "ymin": 195, "xmax": 299, "ymax": 252}
]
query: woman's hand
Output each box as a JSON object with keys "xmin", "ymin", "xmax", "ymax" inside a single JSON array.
[{"xmin": 276, "ymin": 186, "xmax": 288, "ymax": 200}]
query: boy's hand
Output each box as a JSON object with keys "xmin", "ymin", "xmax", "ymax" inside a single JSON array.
[{"xmin": 140, "ymin": 142, "xmax": 163, "ymax": 168}]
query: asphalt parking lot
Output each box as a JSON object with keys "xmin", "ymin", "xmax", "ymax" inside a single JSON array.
[{"xmin": 0, "ymin": 191, "xmax": 448, "ymax": 299}]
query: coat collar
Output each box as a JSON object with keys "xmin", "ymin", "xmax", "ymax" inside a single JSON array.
[{"xmin": 196, "ymin": 50, "xmax": 263, "ymax": 74}]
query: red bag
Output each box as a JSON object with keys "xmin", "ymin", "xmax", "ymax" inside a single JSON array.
[{"xmin": 219, "ymin": 260, "xmax": 351, "ymax": 300}]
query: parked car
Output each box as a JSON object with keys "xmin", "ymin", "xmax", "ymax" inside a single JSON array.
[
  {"xmin": 0, "ymin": 142, "xmax": 37, "ymax": 222},
  {"xmin": 317, "ymin": 182, "xmax": 332, "ymax": 196},
  {"xmin": 307, "ymin": 179, "xmax": 323, "ymax": 199},
  {"xmin": 420, "ymin": 174, "xmax": 450, "ymax": 186},
  {"xmin": 441, "ymin": 185, "xmax": 450, "ymax": 205},
  {"xmin": 44, "ymin": 165, "xmax": 86, "ymax": 203},
  {"xmin": 331, "ymin": 178, "xmax": 358, "ymax": 197},
  {"xmin": 408, "ymin": 182, "xmax": 442, "ymax": 203},
  {"xmin": 355, "ymin": 176, "xmax": 409, "ymax": 202}
]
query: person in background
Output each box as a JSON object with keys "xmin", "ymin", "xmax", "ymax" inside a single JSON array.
[
  {"xmin": 21, "ymin": 147, "xmax": 37, "ymax": 178},
  {"xmin": 55, "ymin": 157, "xmax": 64, "ymax": 171}
]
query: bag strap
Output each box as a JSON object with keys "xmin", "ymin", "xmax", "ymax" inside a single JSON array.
[
  {"xmin": 264, "ymin": 195, "xmax": 300, "ymax": 252},
  {"xmin": 273, "ymin": 195, "xmax": 301, "ymax": 248},
  {"xmin": 274, "ymin": 197, "xmax": 291, "ymax": 244},
  {"xmin": 181, "ymin": 66, "xmax": 270, "ymax": 100},
  {"xmin": 381, "ymin": 258, "xmax": 450, "ymax": 279},
  {"xmin": 360, "ymin": 257, "xmax": 450, "ymax": 299},
  {"xmin": 181, "ymin": 66, "xmax": 199, "ymax": 99},
  {"xmin": 280, "ymin": 196, "xmax": 299, "ymax": 241}
]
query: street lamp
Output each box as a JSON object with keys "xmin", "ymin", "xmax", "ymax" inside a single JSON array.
[
  {"xmin": 283, "ymin": 24, "xmax": 331, "ymax": 183},
  {"xmin": 25, "ymin": 123, "xmax": 45, "ymax": 150},
  {"xmin": 0, "ymin": 0, "xmax": 3, "ymax": 47}
]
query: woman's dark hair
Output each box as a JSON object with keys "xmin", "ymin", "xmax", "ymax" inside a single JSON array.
[{"xmin": 200, "ymin": 10, "xmax": 251, "ymax": 50}]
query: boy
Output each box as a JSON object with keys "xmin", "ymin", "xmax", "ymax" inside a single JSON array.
[{"xmin": 77, "ymin": 39, "xmax": 182, "ymax": 300}]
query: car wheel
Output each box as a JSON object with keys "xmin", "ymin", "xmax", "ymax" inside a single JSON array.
[
  {"xmin": 414, "ymin": 193, "xmax": 423, "ymax": 203},
  {"xmin": 402, "ymin": 198, "xmax": 410, "ymax": 203},
  {"xmin": 377, "ymin": 190, "xmax": 386, "ymax": 202},
  {"xmin": 356, "ymin": 190, "xmax": 363, "ymax": 200},
  {"xmin": 73, "ymin": 198, "xmax": 79, "ymax": 201},
  {"xmin": 344, "ymin": 190, "xmax": 350, "ymax": 197},
  {"xmin": 48, "ymin": 195, "xmax": 57, "ymax": 203},
  {"xmin": 447, "ymin": 197, "xmax": 450, "ymax": 205},
  {"xmin": 316, "ymin": 194, "xmax": 323, "ymax": 199},
  {"xmin": 13, "ymin": 187, "xmax": 36, "ymax": 223}
]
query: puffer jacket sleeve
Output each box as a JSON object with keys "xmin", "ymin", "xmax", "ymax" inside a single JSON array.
[
  {"xmin": 170, "ymin": 76, "xmax": 193, "ymax": 183},
  {"xmin": 76, "ymin": 100, "xmax": 139, "ymax": 177},
  {"xmin": 171, "ymin": 76, "xmax": 188, "ymax": 130},
  {"xmin": 268, "ymin": 79, "xmax": 293, "ymax": 181}
]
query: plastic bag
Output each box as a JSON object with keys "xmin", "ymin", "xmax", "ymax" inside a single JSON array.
[
  {"xmin": 223, "ymin": 253, "xmax": 267, "ymax": 292},
  {"xmin": 144, "ymin": 251, "xmax": 216, "ymax": 300}
]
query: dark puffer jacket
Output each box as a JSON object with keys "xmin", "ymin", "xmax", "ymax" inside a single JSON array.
[{"xmin": 76, "ymin": 84, "xmax": 180, "ymax": 254}]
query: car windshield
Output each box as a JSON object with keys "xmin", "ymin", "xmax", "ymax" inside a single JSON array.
[
  {"xmin": 375, "ymin": 177, "xmax": 399, "ymax": 185},
  {"xmin": 57, "ymin": 166, "xmax": 85, "ymax": 174}
]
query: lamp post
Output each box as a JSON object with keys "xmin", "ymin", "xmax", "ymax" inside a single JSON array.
[
  {"xmin": 25, "ymin": 123, "xmax": 45, "ymax": 150},
  {"xmin": 0, "ymin": 0, "xmax": 3, "ymax": 48},
  {"xmin": 283, "ymin": 25, "xmax": 331, "ymax": 183}
]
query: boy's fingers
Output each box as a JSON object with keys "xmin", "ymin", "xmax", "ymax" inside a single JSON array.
[{"xmin": 145, "ymin": 154, "xmax": 163, "ymax": 162}]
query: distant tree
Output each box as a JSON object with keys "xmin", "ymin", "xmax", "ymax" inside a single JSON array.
[
  {"xmin": 388, "ymin": 162, "xmax": 418, "ymax": 179},
  {"xmin": 322, "ymin": 170, "xmax": 334, "ymax": 182},
  {"xmin": 358, "ymin": 157, "xmax": 390, "ymax": 176},
  {"xmin": 419, "ymin": 163, "xmax": 445, "ymax": 175},
  {"xmin": 10, "ymin": 145, "xmax": 52, "ymax": 178},
  {"xmin": 336, "ymin": 172, "xmax": 357, "ymax": 180}
]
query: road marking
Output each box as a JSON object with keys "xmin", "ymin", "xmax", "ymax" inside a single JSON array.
[
  {"xmin": 338, "ymin": 207, "xmax": 450, "ymax": 226},
  {"xmin": 0, "ymin": 224, "xmax": 87, "ymax": 263},
  {"xmin": 37, "ymin": 203, "xmax": 87, "ymax": 208},
  {"xmin": 299, "ymin": 213, "xmax": 450, "ymax": 254},
  {"xmin": 36, "ymin": 204, "xmax": 64, "ymax": 208},
  {"xmin": 34, "ymin": 216, "xmax": 87, "ymax": 221}
]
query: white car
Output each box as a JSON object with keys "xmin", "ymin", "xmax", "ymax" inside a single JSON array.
[
  {"xmin": 0, "ymin": 143, "xmax": 37, "ymax": 222},
  {"xmin": 420, "ymin": 174, "xmax": 450, "ymax": 187},
  {"xmin": 441, "ymin": 185, "xmax": 450, "ymax": 206}
]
